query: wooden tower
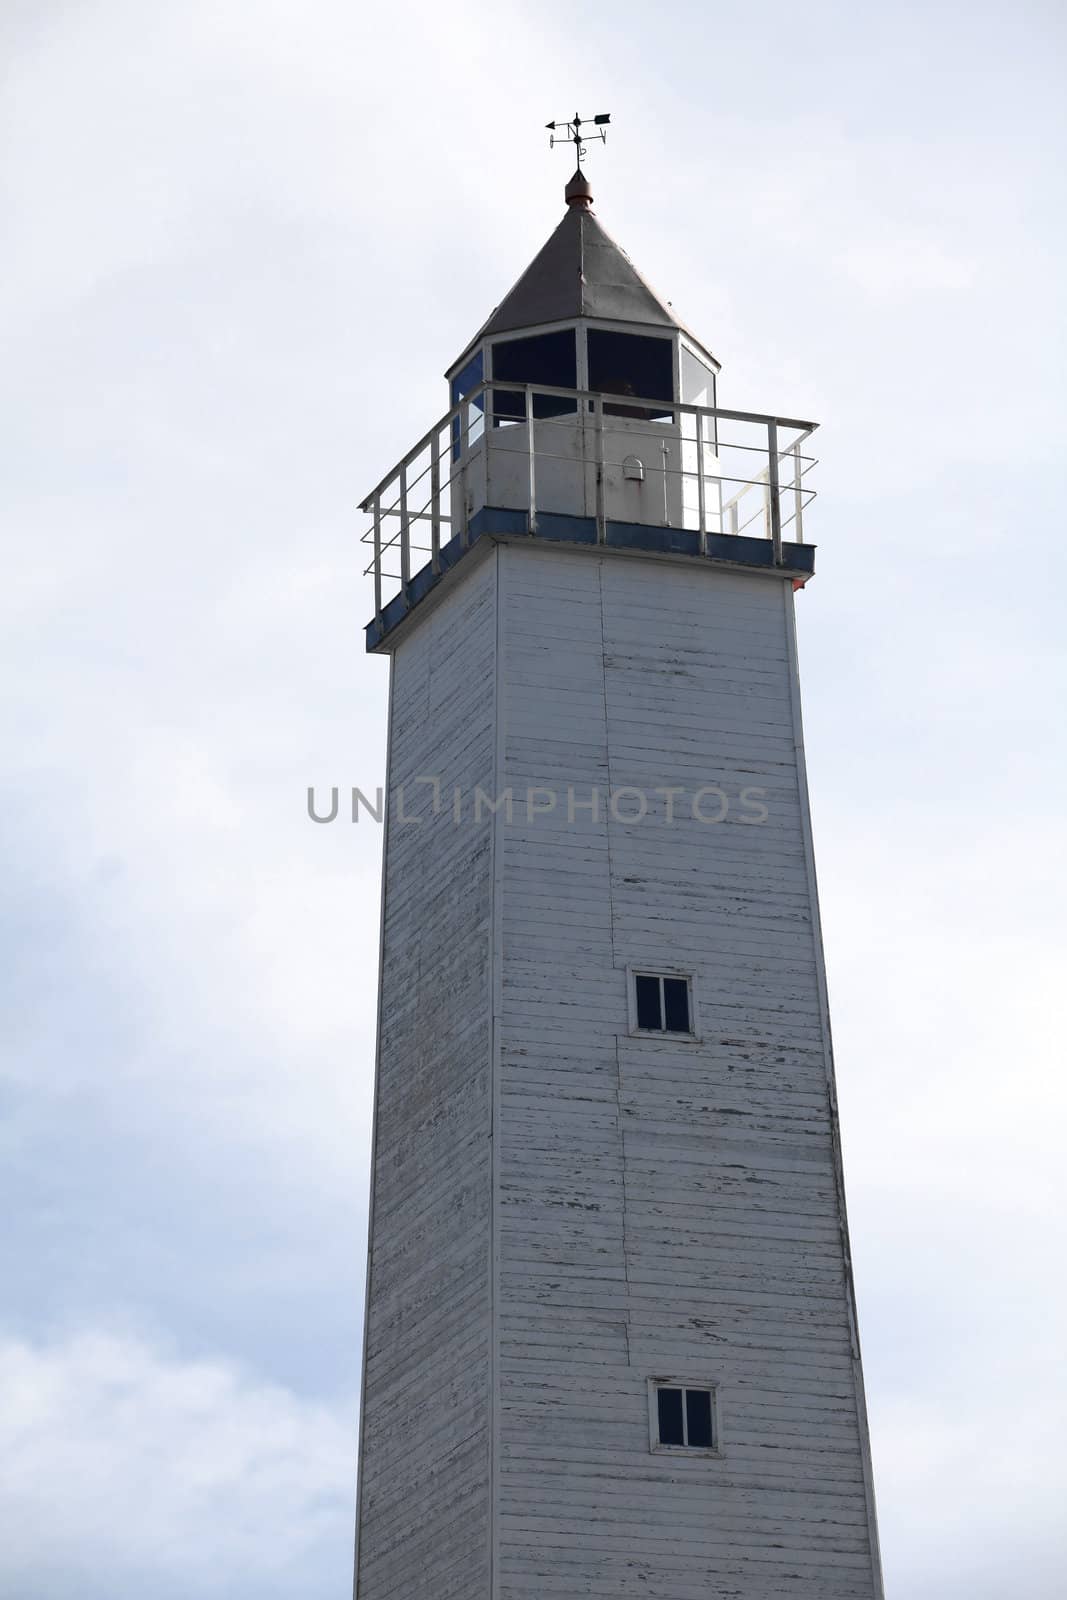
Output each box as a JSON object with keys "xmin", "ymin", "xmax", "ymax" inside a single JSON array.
[{"xmin": 354, "ymin": 164, "xmax": 884, "ymax": 1599}]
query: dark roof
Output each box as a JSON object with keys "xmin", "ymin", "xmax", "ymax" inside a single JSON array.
[
  {"xmin": 450, "ymin": 200, "xmax": 717, "ymax": 372},
  {"xmin": 483, "ymin": 204, "xmax": 676, "ymax": 334}
]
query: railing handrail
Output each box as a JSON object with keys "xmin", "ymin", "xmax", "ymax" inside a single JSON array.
[
  {"xmin": 359, "ymin": 380, "xmax": 818, "ymax": 511},
  {"xmin": 369, "ymin": 425, "xmax": 818, "ymax": 534},
  {"xmin": 361, "ymin": 380, "xmax": 822, "ymax": 626}
]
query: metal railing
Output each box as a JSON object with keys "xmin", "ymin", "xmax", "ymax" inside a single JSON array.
[{"xmin": 360, "ymin": 382, "xmax": 818, "ymax": 622}]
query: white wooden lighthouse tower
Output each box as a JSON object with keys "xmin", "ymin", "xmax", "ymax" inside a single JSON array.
[{"xmin": 354, "ymin": 143, "xmax": 884, "ymax": 1599}]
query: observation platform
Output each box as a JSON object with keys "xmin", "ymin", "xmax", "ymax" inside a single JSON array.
[{"xmin": 362, "ymin": 382, "xmax": 818, "ymax": 653}]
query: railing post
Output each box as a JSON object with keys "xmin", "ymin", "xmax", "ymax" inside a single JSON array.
[
  {"xmin": 767, "ymin": 420, "xmax": 782, "ymax": 564},
  {"xmin": 696, "ymin": 410, "xmax": 707, "ymax": 555},
  {"xmin": 594, "ymin": 395, "xmax": 606, "ymax": 542},
  {"xmin": 460, "ymin": 398, "xmax": 471, "ymax": 549},
  {"xmin": 399, "ymin": 464, "xmax": 411, "ymax": 596},
  {"xmin": 525, "ymin": 385, "xmax": 537, "ymax": 534},
  {"xmin": 430, "ymin": 430, "xmax": 441, "ymax": 574},
  {"xmin": 372, "ymin": 492, "xmax": 382, "ymax": 621},
  {"xmin": 360, "ymin": 398, "xmax": 818, "ymax": 635}
]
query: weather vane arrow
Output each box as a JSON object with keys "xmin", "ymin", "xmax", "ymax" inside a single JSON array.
[{"xmin": 546, "ymin": 111, "xmax": 610, "ymax": 164}]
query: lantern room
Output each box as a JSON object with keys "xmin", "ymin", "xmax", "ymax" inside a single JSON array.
[
  {"xmin": 445, "ymin": 171, "xmax": 722, "ymax": 531},
  {"xmin": 361, "ymin": 170, "xmax": 818, "ymax": 651}
]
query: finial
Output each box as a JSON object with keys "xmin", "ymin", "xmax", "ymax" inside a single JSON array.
[
  {"xmin": 565, "ymin": 168, "xmax": 594, "ymax": 209},
  {"xmin": 546, "ymin": 112, "xmax": 610, "ymax": 206}
]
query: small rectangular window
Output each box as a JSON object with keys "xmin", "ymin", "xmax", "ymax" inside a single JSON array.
[
  {"xmin": 662, "ymin": 977, "xmax": 690, "ymax": 1033},
  {"xmin": 685, "ymin": 1388, "xmax": 714, "ymax": 1448},
  {"xmin": 632, "ymin": 972, "xmax": 692, "ymax": 1036},
  {"xmin": 649, "ymin": 1381, "xmax": 719, "ymax": 1454},
  {"xmin": 634, "ymin": 973, "xmax": 663, "ymax": 1031},
  {"xmin": 657, "ymin": 1386, "xmax": 684, "ymax": 1446}
]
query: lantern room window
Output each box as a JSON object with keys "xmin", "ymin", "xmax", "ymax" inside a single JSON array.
[
  {"xmin": 587, "ymin": 329, "xmax": 674, "ymax": 421},
  {"xmin": 680, "ymin": 344, "xmax": 715, "ymax": 410},
  {"xmin": 450, "ymin": 349, "xmax": 485, "ymax": 460},
  {"xmin": 491, "ymin": 328, "xmax": 578, "ymax": 422},
  {"xmin": 450, "ymin": 349, "xmax": 484, "ymax": 408}
]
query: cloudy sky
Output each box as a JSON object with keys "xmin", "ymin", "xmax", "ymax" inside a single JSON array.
[{"xmin": 3, "ymin": 1, "xmax": 1065, "ymax": 1594}]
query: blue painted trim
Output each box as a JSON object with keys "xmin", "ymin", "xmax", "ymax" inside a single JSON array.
[
  {"xmin": 365, "ymin": 508, "xmax": 816, "ymax": 650},
  {"xmin": 534, "ymin": 512, "xmax": 599, "ymax": 544},
  {"xmin": 469, "ymin": 506, "xmax": 526, "ymax": 538},
  {"xmin": 467, "ymin": 507, "xmax": 599, "ymax": 544},
  {"xmin": 607, "ymin": 522, "xmax": 700, "ymax": 557}
]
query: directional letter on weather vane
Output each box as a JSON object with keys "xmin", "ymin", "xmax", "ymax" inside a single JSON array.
[{"xmin": 545, "ymin": 111, "xmax": 611, "ymax": 164}]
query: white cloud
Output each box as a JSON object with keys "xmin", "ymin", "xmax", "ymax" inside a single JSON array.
[{"xmin": 0, "ymin": 1328, "xmax": 355, "ymax": 1599}]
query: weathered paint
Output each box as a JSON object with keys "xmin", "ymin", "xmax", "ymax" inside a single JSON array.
[
  {"xmin": 355, "ymin": 554, "xmax": 497, "ymax": 1598},
  {"xmin": 355, "ymin": 539, "xmax": 883, "ymax": 1599}
]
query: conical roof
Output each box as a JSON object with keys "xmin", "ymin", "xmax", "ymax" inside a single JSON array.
[
  {"xmin": 482, "ymin": 204, "xmax": 679, "ymax": 335},
  {"xmin": 450, "ymin": 185, "xmax": 717, "ymax": 372}
]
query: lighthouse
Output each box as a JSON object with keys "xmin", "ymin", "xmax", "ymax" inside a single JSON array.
[{"xmin": 353, "ymin": 138, "xmax": 884, "ymax": 1599}]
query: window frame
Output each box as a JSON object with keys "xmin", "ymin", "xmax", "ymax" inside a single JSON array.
[
  {"xmin": 678, "ymin": 335, "xmax": 719, "ymax": 401},
  {"xmin": 647, "ymin": 1378, "xmax": 722, "ymax": 1458},
  {"xmin": 486, "ymin": 325, "xmax": 580, "ymax": 424},
  {"xmin": 678, "ymin": 334, "xmax": 720, "ymax": 465},
  {"xmin": 626, "ymin": 966, "xmax": 699, "ymax": 1040},
  {"xmin": 450, "ymin": 346, "xmax": 487, "ymax": 461},
  {"xmin": 585, "ymin": 326, "xmax": 676, "ymax": 422}
]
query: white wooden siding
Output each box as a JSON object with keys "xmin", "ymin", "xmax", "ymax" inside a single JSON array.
[
  {"xmin": 354, "ymin": 554, "xmax": 497, "ymax": 1600},
  {"xmin": 494, "ymin": 544, "xmax": 882, "ymax": 1598},
  {"xmin": 356, "ymin": 539, "xmax": 882, "ymax": 1599}
]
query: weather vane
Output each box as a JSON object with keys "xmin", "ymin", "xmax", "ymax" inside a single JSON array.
[{"xmin": 546, "ymin": 111, "xmax": 611, "ymax": 163}]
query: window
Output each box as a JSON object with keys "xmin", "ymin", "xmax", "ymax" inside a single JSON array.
[
  {"xmin": 649, "ymin": 1381, "xmax": 720, "ymax": 1454},
  {"xmin": 632, "ymin": 971, "xmax": 693, "ymax": 1036},
  {"xmin": 587, "ymin": 329, "xmax": 674, "ymax": 420},
  {"xmin": 450, "ymin": 349, "xmax": 485, "ymax": 460},
  {"xmin": 680, "ymin": 344, "xmax": 715, "ymax": 410},
  {"xmin": 491, "ymin": 329, "xmax": 577, "ymax": 422}
]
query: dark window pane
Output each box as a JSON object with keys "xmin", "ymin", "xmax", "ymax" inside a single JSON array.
[
  {"xmin": 663, "ymin": 978, "xmax": 690, "ymax": 1034},
  {"xmin": 686, "ymin": 1388, "xmax": 713, "ymax": 1448},
  {"xmin": 450, "ymin": 350, "xmax": 485, "ymax": 460},
  {"xmin": 657, "ymin": 1387, "xmax": 684, "ymax": 1446},
  {"xmin": 588, "ymin": 329, "xmax": 674, "ymax": 420},
  {"xmin": 492, "ymin": 329, "xmax": 577, "ymax": 422},
  {"xmin": 450, "ymin": 350, "xmax": 484, "ymax": 406},
  {"xmin": 635, "ymin": 975, "xmax": 662, "ymax": 1031}
]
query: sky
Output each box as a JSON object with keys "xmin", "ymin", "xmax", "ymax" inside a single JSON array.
[{"xmin": 2, "ymin": 0, "xmax": 1065, "ymax": 1595}]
